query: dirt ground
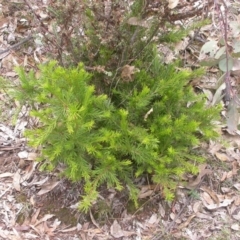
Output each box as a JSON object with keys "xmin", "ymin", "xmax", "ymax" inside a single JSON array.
[{"xmin": 1, "ymin": 0, "xmax": 240, "ymax": 239}]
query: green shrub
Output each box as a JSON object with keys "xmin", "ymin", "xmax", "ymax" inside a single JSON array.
[
  {"xmin": 3, "ymin": 51, "xmax": 219, "ymax": 211},
  {"xmin": 0, "ymin": 0, "xmax": 220, "ymax": 212}
]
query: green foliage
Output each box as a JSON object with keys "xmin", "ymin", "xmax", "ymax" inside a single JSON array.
[
  {"xmin": 159, "ymin": 19, "xmax": 211, "ymax": 43},
  {"xmin": 4, "ymin": 51, "xmax": 220, "ymax": 211},
  {"xmin": 112, "ymin": 51, "xmax": 219, "ymax": 193},
  {"xmin": 0, "ymin": 0, "xmax": 220, "ymax": 212}
]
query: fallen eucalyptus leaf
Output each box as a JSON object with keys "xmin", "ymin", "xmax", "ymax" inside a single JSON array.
[
  {"xmin": 168, "ymin": 0, "xmax": 179, "ymax": 9},
  {"xmin": 226, "ymin": 98, "xmax": 239, "ymax": 134},
  {"xmin": 211, "ymin": 82, "xmax": 225, "ymax": 106},
  {"xmin": 110, "ymin": 220, "xmax": 124, "ymax": 238},
  {"xmin": 37, "ymin": 180, "xmax": 60, "ymax": 195}
]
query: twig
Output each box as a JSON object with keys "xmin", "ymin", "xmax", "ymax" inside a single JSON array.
[
  {"xmin": 0, "ymin": 186, "xmax": 11, "ymax": 199},
  {"xmin": 151, "ymin": 179, "xmax": 204, "ymax": 240},
  {"xmin": 217, "ymin": 0, "xmax": 240, "ymax": 105},
  {"xmin": 22, "ymin": 0, "xmax": 64, "ymax": 61},
  {"xmin": 0, "ymin": 36, "xmax": 33, "ymax": 55},
  {"xmin": 151, "ymin": 196, "xmax": 193, "ymax": 240}
]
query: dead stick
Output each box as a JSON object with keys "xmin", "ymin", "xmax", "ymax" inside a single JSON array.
[
  {"xmin": 0, "ymin": 36, "xmax": 33, "ymax": 55},
  {"xmin": 151, "ymin": 178, "xmax": 204, "ymax": 240}
]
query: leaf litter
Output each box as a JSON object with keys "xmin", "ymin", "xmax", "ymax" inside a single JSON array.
[{"xmin": 0, "ymin": 0, "xmax": 240, "ymax": 239}]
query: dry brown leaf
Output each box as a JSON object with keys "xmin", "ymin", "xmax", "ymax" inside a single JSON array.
[
  {"xmin": 22, "ymin": 162, "xmax": 38, "ymax": 182},
  {"xmin": 27, "ymin": 152, "xmax": 38, "ymax": 161},
  {"xmin": 157, "ymin": 44, "xmax": 175, "ymax": 64},
  {"xmin": 221, "ymin": 187, "xmax": 232, "ymax": 193},
  {"xmin": 110, "ymin": 220, "xmax": 124, "ymax": 238},
  {"xmin": 59, "ymin": 226, "xmax": 78, "ymax": 233},
  {"xmin": 82, "ymin": 222, "xmax": 89, "ymax": 231},
  {"xmin": 138, "ymin": 184, "xmax": 162, "ymax": 198},
  {"xmin": 226, "ymin": 148, "xmax": 240, "ymax": 161},
  {"xmin": 90, "ymin": 210, "xmax": 101, "ymax": 229},
  {"xmin": 195, "ymin": 212, "xmax": 212, "ymax": 220},
  {"xmin": 12, "ymin": 170, "xmax": 21, "ymax": 191},
  {"xmin": 30, "ymin": 195, "xmax": 36, "ymax": 206},
  {"xmin": 34, "ymin": 214, "xmax": 55, "ymax": 227},
  {"xmin": 201, "ymin": 197, "xmax": 234, "ymax": 210},
  {"xmin": 170, "ymin": 213, "xmax": 181, "ymax": 223},
  {"xmin": 232, "ymin": 59, "xmax": 240, "ymax": 73},
  {"xmin": 37, "ymin": 222, "xmax": 46, "ymax": 235},
  {"xmin": 147, "ymin": 213, "xmax": 159, "ymax": 225},
  {"xmin": 5, "ymin": 71, "xmax": 18, "ymax": 77},
  {"xmin": 232, "ymin": 161, "xmax": 239, "ymax": 175},
  {"xmin": 12, "ymin": 227, "xmax": 22, "ymax": 239},
  {"xmin": 31, "ymin": 208, "xmax": 41, "ymax": 225},
  {"xmin": 33, "ymin": 50, "xmax": 41, "ymax": 63},
  {"xmin": 104, "ymin": 0, "xmax": 112, "ymax": 17},
  {"xmin": 127, "ymin": 17, "xmax": 149, "ymax": 28},
  {"xmin": 0, "ymin": 231, "xmax": 9, "ymax": 239},
  {"xmin": 122, "ymin": 231, "xmax": 136, "ymax": 238},
  {"xmin": 232, "ymin": 208, "xmax": 240, "ymax": 220},
  {"xmin": 216, "ymin": 194, "xmax": 226, "ymax": 202},
  {"xmin": 227, "ymin": 171, "xmax": 233, "ymax": 179},
  {"xmin": 18, "ymin": 151, "xmax": 28, "ymax": 159},
  {"xmin": 51, "ymin": 218, "xmax": 61, "ymax": 230},
  {"xmin": 79, "ymin": 222, "xmax": 89, "ymax": 240},
  {"xmin": 138, "ymin": 188, "xmax": 154, "ymax": 199},
  {"xmin": 43, "ymin": 221, "xmax": 55, "ymax": 236},
  {"xmin": 0, "ymin": 172, "xmax": 14, "ymax": 178},
  {"xmin": 233, "ymin": 214, "xmax": 240, "ymax": 221},
  {"xmin": 215, "ymin": 152, "xmax": 230, "ymax": 161},
  {"xmin": 0, "ymin": 16, "xmax": 8, "ymax": 28},
  {"xmin": 234, "ymin": 196, "xmax": 240, "ymax": 206},
  {"xmin": 231, "ymin": 224, "xmax": 240, "ymax": 231},
  {"xmin": 158, "ymin": 203, "xmax": 165, "ymax": 217},
  {"xmin": 188, "ymin": 164, "xmax": 212, "ymax": 187},
  {"xmin": 226, "ymin": 170, "xmax": 236, "ymax": 179},
  {"xmin": 18, "ymin": 159, "xmax": 27, "ymax": 169},
  {"xmin": 14, "ymin": 225, "xmax": 31, "ymax": 232},
  {"xmin": 121, "ymin": 65, "xmax": 139, "ymax": 82},
  {"xmin": 220, "ymin": 171, "xmax": 228, "ymax": 181},
  {"xmin": 29, "ymin": 224, "xmax": 41, "ymax": 235},
  {"xmin": 0, "ymin": 51, "xmax": 10, "ymax": 60},
  {"xmin": 193, "ymin": 201, "xmax": 202, "ymax": 213},
  {"xmin": 200, "ymin": 186, "xmax": 219, "ymax": 206},
  {"xmin": 29, "ymin": 176, "xmax": 49, "ymax": 186},
  {"xmin": 37, "ymin": 180, "xmax": 60, "ymax": 195},
  {"xmin": 233, "ymin": 183, "xmax": 240, "ymax": 191},
  {"xmin": 202, "ymin": 192, "xmax": 215, "ymax": 205},
  {"xmin": 168, "ymin": 0, "xmax": 179, "ymax": 9},
  {"xmin": 230, "ymin": 203, "xmax": 237, "ymax": 215},
  {"xmin": 226, "ymin": 98, "xmax": 239, "ymax": 135},
  {"xmin": 178, "ymin": 214, "xmax": 196, "ymax": 230},
  {"xmin": 109, "ymin": 220, "xmax": 136, "ymax": 238},
  {"xmin": 23, "ymin": 54, "xmax": 28, "ymax": 67},
  {"xmin": 202, "ymin": 88, "xmax": 213, "ymax": 102},
  {"xmin": 175, "ymin": 37, "xmax": 190, "ymax": 53}
]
